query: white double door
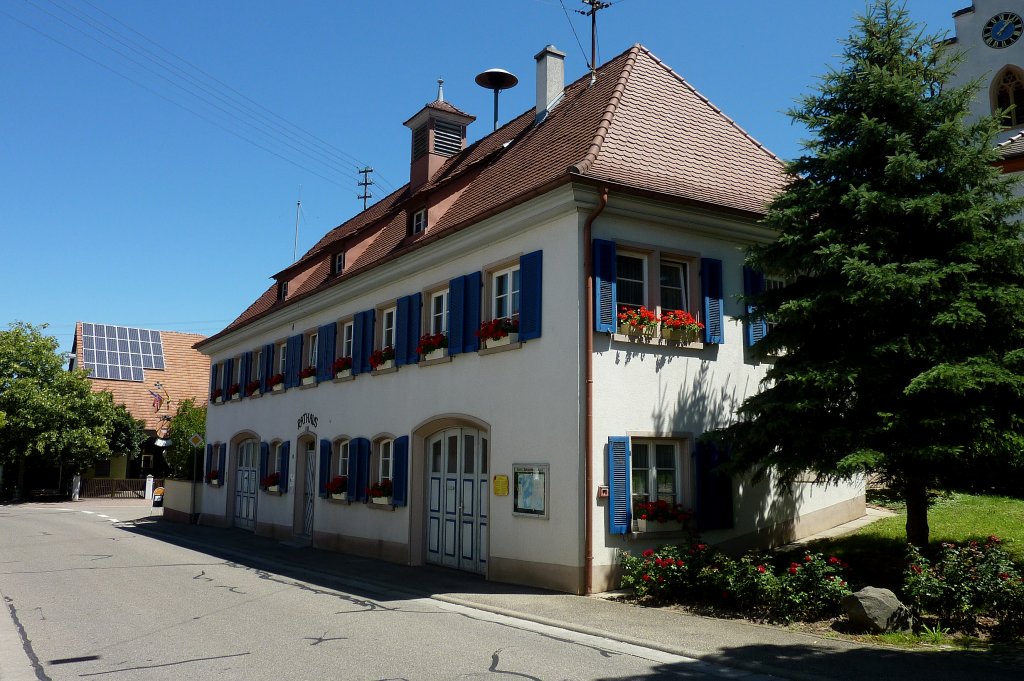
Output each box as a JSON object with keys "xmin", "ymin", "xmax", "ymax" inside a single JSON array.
[
  {"xmin": 234, "ymin": 440, "xmax": 258, "ymax": 530},
  {"xmin": 426, "ymin": 428, "xmax": 488, "ymax": 573}
]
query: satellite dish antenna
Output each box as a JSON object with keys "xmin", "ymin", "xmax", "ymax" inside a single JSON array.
[{"xmin": 475, "ymin": 68, "xmax": 519, "ymax": 132}]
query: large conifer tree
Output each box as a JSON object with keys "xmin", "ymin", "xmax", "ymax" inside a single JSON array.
[{"xmin": 722, "ymin": 0, "xmax": 1024, "ymax": 547}]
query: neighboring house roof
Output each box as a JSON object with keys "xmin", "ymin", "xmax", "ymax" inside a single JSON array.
[
  {"xmin": 72, "ymin": 322, "xmax": 211, "ymax": 433},
  {"xmin": 998, "ymin": 131, "xmax": 1024, "ymax": 160},
  {"xmin": 203, "ymin": 43, "xmax": 786, "ymax": 347}
]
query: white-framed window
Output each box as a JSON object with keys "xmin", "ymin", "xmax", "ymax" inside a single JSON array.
[
  {"xmin": 659, "ymin": 260, "xmax": 690, "ymax": 312},
  {"xmin": 233, "ymin": 357, "xmax": 241, "ymax": 383},
  {"xmin": 307, "ymin": 332, "xmax": 318, "ymax": 368},
  {"xmin": 430, "ymin": 289, "xmax": 449, "ymax": 335},
  {"xmin": 378, "ymin": 438, "xmax": 393, "ymax": 482},
  {"xmin": 341, "ymin": 320, "xmax": 354, "ymax": 358},
  {"xmin": 278, "ymin": 343, "xmax": 287, "ymax": 376},
  {"xmin": 381, "ymin": 307, "xmax": 397, "ymax": 349},
  {"xmin": 334, "ymin": 252, "xmax": 345, "ymax": 275},
  {"xmin": 279, "ymin": 281, "xmax": 288, "ymax": 300},
  {"xmin": 336, "ymin": 439, "xmax": 350, "ymax": 476},
  {"xmin": 273, "ymin": 441, "xmax": 285, "ymax": 475},
  {"xmin": 764, "ymin": 276, "xmax": 785, "ymax": 335},
  {"xmin": 616, "ymin": 252, "xmax": 647, "ymax": 310},
  {"xmin": 254, "ymin": 349, "xmax": 263, "ymax": 380},
  {"xmin": 631, "ymin": 439, "xmax": 689, "ymax": 507},
  {"xmin": 491, "ymin": 265, "xmax": 521, "ymax": 319},
  {"xmin": 412, "ymin": 208, "xmax": 427, "ymax": 234}
]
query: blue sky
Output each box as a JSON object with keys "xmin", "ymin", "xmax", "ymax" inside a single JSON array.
[{"xmin": 0, "ymin": 0, "xmax": 966, "ymax": 353}]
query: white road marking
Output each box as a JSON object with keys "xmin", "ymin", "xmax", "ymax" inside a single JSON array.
[
  {"xmin": 81, "ymin": 511, "xmax": 95, "ymax": 515},
  {"xmin": 97, "ymin": 515, "xmax": 109, "ymax": 519},
  {"xmin": 108, "ymin": 519, "xmax": 119, "ymax": 523}
]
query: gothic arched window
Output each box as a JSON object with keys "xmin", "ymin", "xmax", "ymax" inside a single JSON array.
[{"xmin": 993, "ymin": 67, "xmax": 1024, "ymax": 127}]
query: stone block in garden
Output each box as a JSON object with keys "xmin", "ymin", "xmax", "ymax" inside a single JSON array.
[{"xmin": 841, "ymin": 586, "xmax": 914, "ymax": 633}]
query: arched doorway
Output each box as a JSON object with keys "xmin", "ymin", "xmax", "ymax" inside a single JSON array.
[
  {"xmin": 293, "ymin": 435, "xmax": 317, "ymax": 539},
  {"xmin": 425, "ymin": 427, "xmax": 488, "ymax": 573},
  {"xmin": 234, "ymin": 438, "xmax": 259, "ymax": 530}
]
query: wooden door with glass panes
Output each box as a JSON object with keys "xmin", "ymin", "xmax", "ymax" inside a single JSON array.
[
  {"xmin": 426, "ymin": 428, "xmax": 488, "ymax": 573},
  {"xmin": 234, "ymin": 440, "xmax": 258, "ymax": 530}
]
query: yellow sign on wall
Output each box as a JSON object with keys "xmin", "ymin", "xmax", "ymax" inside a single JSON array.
[{"xmin": 493, "ymin": 474, "xmax": 509, "ymax": 497}]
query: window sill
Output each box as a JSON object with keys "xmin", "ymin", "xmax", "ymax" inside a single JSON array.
[
  {"xmin": 332, "ymin": 374, "xmax": 355, "ymax": 383},
  {"xmin": 372, "ymin": 366, "xmax": 398, "ymax": 376},
  {"xmin": 248, "ymin": 392, "xmax": 262, "ymax": 399},
  {"xmin": 478, "ymin": 341, "xmax": 522, "ymax": 356},
  {"xmin": 419, "ymin": 354, "xmax": 452, "ymax": 367},
  {"xmin": 299, "ymin": 382, "xmax": 317, "ymax": 390},
  {"xmin": 269, "ymin": 387, "xmax": 287, "ymax": 395},
  {"xmin": 262, "ymin": 489, "xmax": 282, "ymax": 496},
  {"xmin": 610, "ymin": 332, "xmax": 704, "ymax": 350},
  {"xmin": 366, "ymin": 499, "xmax": 395, "ymax": 511},
  {"xmin": 325, "ymin": 496, "xmax": 351, "ymax": 505}
]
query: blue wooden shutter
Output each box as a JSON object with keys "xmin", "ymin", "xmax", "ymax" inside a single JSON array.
[
  {"xmin": 448, "ymin": 275, "xmax": 466, "ymax": 355},
  {"xmin": 240, "ymin": 352, "xmax": 252, "ymax": 396},
  {"xmin": 285, "ymin": 334, "xmax": 303, "ymax": 388},
  {"xmin": 463, "ymin": 271, "xmax": 482, "ymax": 353},
  {"xmin": 205, "ymin": 444, "xmax": 213, "ymax": 480},
  {"xmin": 354, "ymin": 438, "xmax": 371, "ymax": 502},
  {"xmin": 519, "ymin": 250, "xmax": 543, "ymax": 341},
  {"xmin": 392, "ymin": 435, "xmax": 409, "ymax": 506},
  {"xmin": 222, "ymin": 357, "xmax": 234, "ymax": 400},
  {"xmin": 694, "ymin": 440, "xmax": 734, "ymax": 530},
  {"xmin": 261, "ymin": 343, "xmax": 274, "ymax": 391},
  {"xmin": 743, "ymin": 266, "xmax": 767, "ymax": 347},
  {"xmin": 593, "ymin": 239, "xmax": 617, "ymax": 332},
  {"xmin": 347, "ymin": 442, "xmax": 360, "ymax": 498},
  {"xmin": 701, "ymin": 258, "xmax": 724, "ymax": 344},
  {"xmin": 217, "ymin": 443, "xmax": 226, "ymax": 485},
  {"xmin": 405, "ymin": 293, "xmax": 422, "ymax": 364},
  {"xmin": 209, "ymin": 365, "xmax": 218, "ymax": 401},
  {"xmin": 279, "ymin": 441, "xmax": 291, "ymax": 493},
  {"xmin": 319, "ymin": 439, "xmax": 331, "ymax": 497},
  {"xmin": 608, "ymin": 436, "xmax": 631, "ymax": 534},
  {"xmin": 316, "ymin": 323, "xmax": 337, "ymax": 382},
  {"xmin": 259, "ymin": 441, "xmax": 270, "ymax": 481},
  {"xmin": 352, "ymin": 310, "xmax": 375, "ymax": 375}
]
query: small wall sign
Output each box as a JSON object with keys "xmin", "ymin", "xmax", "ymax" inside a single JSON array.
[
  {"xmin": 297, "ymin": 412, "xmax": 318, "ymax": 431},
  {"xmin": 513, "ymin": 464, "xmax": 549, "ymax": 518},
  {"xmin": 493, "ymin": 474, "xmax": 509, "ymax": 497}
]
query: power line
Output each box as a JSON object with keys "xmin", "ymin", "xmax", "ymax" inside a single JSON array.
[{"xmin": 559, "ymin": 0, "xmax": 591, "ymax": 71}]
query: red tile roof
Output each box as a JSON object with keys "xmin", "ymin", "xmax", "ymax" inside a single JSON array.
[{"xmin": 201, "ymin": 44, "xmax": 785, "ymax": 346}]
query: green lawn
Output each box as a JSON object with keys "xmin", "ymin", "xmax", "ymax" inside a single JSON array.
[{"xmin": 782, "ymin": 492, "xmax": 1024, "ymax": 593}]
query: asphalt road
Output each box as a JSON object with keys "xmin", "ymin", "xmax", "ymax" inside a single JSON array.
[{"xmin": 0, "ymin": 504, "xmax": 777, "ymax": 681}]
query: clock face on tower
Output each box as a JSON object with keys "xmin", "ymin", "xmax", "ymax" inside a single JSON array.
[{"xmin": 983, "ymin": 12, "xmax": 1024, "ymax": 49}]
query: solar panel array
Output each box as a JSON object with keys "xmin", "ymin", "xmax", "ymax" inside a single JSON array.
[{"xmin": 81, "ymin": 323, "xmax": 165, "ymax": 381}]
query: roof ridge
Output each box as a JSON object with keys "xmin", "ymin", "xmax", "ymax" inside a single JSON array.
[
  {"xmin": 570, "ymin": 44, "xmax": 642, "ymax": 175},
  {"xmin": 636, "ymin": 45, "xmax": 785, "ymax": 168}
]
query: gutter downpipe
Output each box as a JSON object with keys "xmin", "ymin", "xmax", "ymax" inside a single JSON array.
[{"xmin": 583, "ymin": 186, "xmax": 608, "ymax": 595}]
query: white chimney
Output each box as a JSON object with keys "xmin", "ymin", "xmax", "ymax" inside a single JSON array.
[{"xmin": 534, "ymin": 45, "xmax": 566, "ymax": 123}]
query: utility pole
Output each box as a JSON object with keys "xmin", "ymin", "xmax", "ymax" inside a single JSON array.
[
  {"xmin": 357, "ymin": 167, "xmax": 374, "ymax": 211},
  {"xmin": 293, "ymin": 199, "xmax": 301, "ymax": 262},
  {"xmin": 578, "ymin": 0, "xmax": 611, "ymax": 83}
]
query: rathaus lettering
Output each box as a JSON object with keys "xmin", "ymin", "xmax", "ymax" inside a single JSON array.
[{"xmin": 297, "ymin": 413, "xmax": 318, "ymax": 430}]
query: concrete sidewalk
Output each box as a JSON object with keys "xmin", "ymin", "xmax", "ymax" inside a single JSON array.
[{"xmin": 119, "ymin": 516, "xmax": 1020, "ymax": 681}]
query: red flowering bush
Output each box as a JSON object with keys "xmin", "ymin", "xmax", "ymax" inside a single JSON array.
[
  {"xmin": 476, "ymin": 317, "xmax": 519, "ymax": 341},
  {"xmin": 267, "ymin": 373, "xmax": 285, "ymax": 388},
  {"xmin": 298, "ymin": 365, "xmax": 317, "ymax": 379},
  {"xmin": 620, "ymin": 545, "xmax": 690, "ymax": 600},
  {"xmin": 325, "ymin": 475, "xmax": 347, "ymax": 494},
  {"xmin": 332, "ymin": 356, "xmax": 352, "ymax": 373},
  {"xmin": 633, "ymin": 499, "xmax": 691, "ymax": 524},
  {"xmin": 260, "ymin": 472, "xmax": 279, "ymax": 489},
  {"xmin": 368, "ymin": 478, "xmax": 393, "ymax": 498},
  {"xmin": 660, "ymin": 309, "xmax": 704, "ymax": 337},
  {"xmin": 245, "ymin": 379, "xmax": 261, "ymax": 395},
  {"xmin": 370, "ymin": 347, "xmax": 395, "ymax": 370},
  {"xmin": 617, "ymin": 305, "xmax": 658, "ymax": 329},
  {"xmin": 416, "ymin": 332, "xmax": 448, "ymax": 355},
  {"xmin": 227, "ymin": 383, "xmax": 241, "ymax": 396},
  {"xmin": 205, "ymin": 469, "xmax": 220, "ymax": 483},
  {"xmin": 210, "ymin": 388, "xmax": 223, "ymax": 400},
  {"xmin": 775, "ymin": 551, "xmax": 851, "ymax": 621}
]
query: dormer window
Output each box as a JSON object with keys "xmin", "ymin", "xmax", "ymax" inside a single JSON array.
[
  {"xmin": 333, "ymin": 252, "xmax": 345, "ymax": 275},
  {"xmin": 278, "ymin": 281, "xmax": 289, "ymax": 301},
  {"xmin": 411, "ymin": 208, "xmax": 427, "ymax": 235}
]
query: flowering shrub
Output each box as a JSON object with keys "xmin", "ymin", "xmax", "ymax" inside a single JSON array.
[
  {"xmin": 245, "ymin": 379, "xmax": 261, "ymax": 395},
  {"xmin": 370, "ymin": 346, "xmax": 395, "ymax": 370},
  {"xmin": 416, "ymin": 332, "xmax": 448, "ymax": 355},
  {"xmin": 210, "ymin": 388, "xmax": 223, "ymax": 400},
  {"xmin": 267, "ymin": 373, "xmax": 285, "ymax": 388},
  {"xmin": 298, "ymin": 365, "xmax": 317, "ymax": 379},
  {"xmin": 618, "ymin": 305, "xmax": 658, "ymax": 329},
  {"xmin": 333, "ymin": 356, "xmax": 352, "ymax": 373},
  {"xmin": 325, "ymin": 475, "xmax": 347, "ymax": 494},
  {"xmin": 477, "ymin": 317, "xmax": 519, "ymax": 341},
  {"xmin": 228, "ymin": 383, "xmax": 240, "ymax": 396},
  {"xmin": 368, "ymin": 478, "xmax": 393, "ymax": 498},
  {"xmin": 660, "ymin": 309, "xmax": 704, "ymax": 337},
  {"xmin": 260, "ymin": 472, "xmax": 279, "ymax": 489},
  {"xmin": 905, "ymin": 538, "xmax": 1024, "ymax": 637},
  {"xmin": 205, "ymin": 469, "xmax": 220, "ymax": 483},
  {"xmin": 620, "ymin": 545, "xmax": 690, "ymax": 600},
  {"xmin": 775, "ymin": 552, "xmax": 851, "ymax": 621},
  {"xmin": 633, "ymin": 499, "xmax": 691, "ymax": 524},
  {"xmin": 727, "ymin": 553, "xmax": 783, "ymax": 617}
]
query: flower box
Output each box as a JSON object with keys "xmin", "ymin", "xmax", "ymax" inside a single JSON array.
[
  {"xmin": 266, "ymin": 484, "xmax": 279, "ymax": 493},
  {"xmin": 618, "ymin": 323, "xmax": 655, "ymax": 337},
  {"xmin": 330, "ymin": 492, "xmax": 347, "ymax": 501},
  {"xmin": 661, "ymin": 328, "xmax": 697, "ymax": 343},
  {"xmin": 208, "ymin": 480, "xmax": 220, "ymax": 488},
  {"xmin": 485, "ymin": 333, "xmax": 519, "ymax": 349},
  {"xmin": 424, "ymin": 347, "xmax": 447, "ymax": 362},
  {"xmin": 374, "ymin": 359, "xmax": 394, "ymax": 372},
  {"xmin": 214, "ymin": 396, "xmax": 223, "ymax": 404},
  {"xmin": 371, "ymin": 496, "xmax": 392, "ymax": 505},
  {"xmin": 335, "ymin": 368, "xmax": 352, "ymax": 379},
  {"xmin": 370, "ymin": 347, "xmax": 395, "ymax": 371},
  {"xmin": 230, "ymin": 392, "xmax": 240, "ymax": 400},
  {"xmin": 301, "ymin": 375, "xmax": 316, "ymax": 386},
  {"xmin": 635, "ymin": 519, "xmax": 686, "ymax": 533},
  {"xmin": 272, "ymin": 383, "xmax": 284, "ymax": 393}
]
